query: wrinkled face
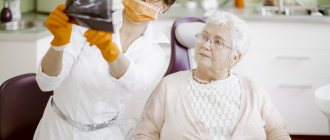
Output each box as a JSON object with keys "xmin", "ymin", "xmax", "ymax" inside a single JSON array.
[{"xmin": 194, "ymin": 23, "xmax": 239, "ymax": 71}]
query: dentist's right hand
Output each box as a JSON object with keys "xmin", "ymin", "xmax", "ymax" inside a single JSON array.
[{"xmin": 45, "ymin": 4, "xmax": 72, "ymax": 47}]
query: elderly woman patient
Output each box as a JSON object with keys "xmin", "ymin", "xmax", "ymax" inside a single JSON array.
[{"xmin": 134, "ymin": 11, "xmax": 291, "ymax": 140}]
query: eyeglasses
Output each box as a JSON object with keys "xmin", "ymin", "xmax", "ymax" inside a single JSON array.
[
  {"xmin": 195, "ymin": 33, "xmax": 232, "ymax": 49},
  {"xmin": 139, "ymin": 0, "xmax": 166, "ymax": 13}
]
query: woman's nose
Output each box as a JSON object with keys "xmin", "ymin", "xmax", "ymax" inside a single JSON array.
[{"xmin": 202, "ymin": 40, "xmax": 211, "ymax": 50}]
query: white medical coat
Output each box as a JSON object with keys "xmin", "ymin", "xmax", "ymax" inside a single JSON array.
[{"xmin": 33, "ymin": 10, "xmax": 169, "ymax": 140}]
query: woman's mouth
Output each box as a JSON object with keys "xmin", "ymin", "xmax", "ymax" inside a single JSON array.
[{"xmin": 199, "ymin": 52, "xmax": 211, "ymax": 59}]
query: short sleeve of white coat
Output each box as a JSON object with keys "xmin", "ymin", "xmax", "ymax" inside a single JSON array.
[{"xmin": 36, "ymin": 25, "xmax": 87, "ymax": 92}]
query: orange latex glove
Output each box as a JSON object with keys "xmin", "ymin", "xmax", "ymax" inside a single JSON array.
[
  {"xmin": 84, "ymin": 29, "xmax": 119, "ymax": 62},
  {"xmin": 45, "ymin": 4, "xmax": 72, "ymax": 47}
]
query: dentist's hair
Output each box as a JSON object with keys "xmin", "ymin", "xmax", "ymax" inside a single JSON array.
[
  {"xmin": 207, "ymin": 11, "xmax": 251, "ymax": 56},
  {"xmin": 164, "ymin": 0, "xmax": 176, "ymax": 6}
]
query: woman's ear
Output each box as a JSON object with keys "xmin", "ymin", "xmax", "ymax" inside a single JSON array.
[{"xmin": 230, "ymin": 51, "xmax": 241, "ymax": 67}]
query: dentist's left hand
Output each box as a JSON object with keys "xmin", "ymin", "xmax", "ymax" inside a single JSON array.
[{"xmin": 84, "ymin": 29, "xmax": 120, "ymax": 62}]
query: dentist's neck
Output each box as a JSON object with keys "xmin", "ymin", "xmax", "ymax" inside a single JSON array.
[{"xmin": 121, "ymin": 10, "xmax": 148, "ymax": 36}]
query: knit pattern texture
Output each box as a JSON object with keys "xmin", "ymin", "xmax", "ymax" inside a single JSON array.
[{"xmin": 187, "ymin": 72, "xmax": 242, "ymax": 140}]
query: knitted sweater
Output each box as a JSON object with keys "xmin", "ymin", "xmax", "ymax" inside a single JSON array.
[
  {"xmin": 134, "ymin": 70, "xmax": 291, "ymax": 140},
  {"xmin": 187, "ymin": 72, "xmax": 241, "ymax": 139}
]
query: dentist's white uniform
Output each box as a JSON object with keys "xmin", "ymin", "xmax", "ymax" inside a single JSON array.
[{"xmin": 33, "ymin": 10, "xmax": 169, "ymax": 140}]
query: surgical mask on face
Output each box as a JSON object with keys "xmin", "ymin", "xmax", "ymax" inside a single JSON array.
[{"xmin": 122, "ymin": 0, "xmax": 162, "ymax": 23}]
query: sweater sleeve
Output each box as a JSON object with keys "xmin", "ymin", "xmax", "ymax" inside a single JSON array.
[
  {"xmin": 259, "ymin": 88, "xmax": 291, "ymax": 140},
  {"xmin": 133, "ymin": 79, "xmax": 167, "ymax": 140}
]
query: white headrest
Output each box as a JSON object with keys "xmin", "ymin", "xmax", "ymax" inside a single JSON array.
[{"xmin": 175, "ymin": 22, "xmax": 205, "ymax": 49}]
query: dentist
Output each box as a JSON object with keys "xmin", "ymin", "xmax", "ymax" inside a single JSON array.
[{"xmin": 33, "ymin": 0, "xmax": 175, "ymax": 139}]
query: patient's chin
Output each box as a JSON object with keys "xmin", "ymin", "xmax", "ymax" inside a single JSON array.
[{"xmin": 196, "ymin": 58, "xmax": 213, "ymax": 70}]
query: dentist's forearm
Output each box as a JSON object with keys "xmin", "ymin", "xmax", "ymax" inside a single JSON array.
[
  {"xmin": 108, "ymin": 53, "xmax": 130, "ymax": 79},
  {"xmin": 41, "ymin": 4, "xmax": 72, "ymax": 77},
  {"xmin": 84, "ymin": 29, "xmax": 128, "ymax": 78},
  {"xmin": 41, "ymin": 48, "xmax": 64, "ymax": 77}
]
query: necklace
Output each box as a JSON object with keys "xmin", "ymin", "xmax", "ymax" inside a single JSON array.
[
  {"xmin": 192, "ymin": 70, "xmax": 231, "ymax": 84},
  {"xmin": 192, "ymin": 70, "xmax": 213, "ymax": 84}
]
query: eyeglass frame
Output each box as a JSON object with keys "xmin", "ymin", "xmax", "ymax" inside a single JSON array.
[
  {"xmin": 140, "ymin": 0, "xmax": 167, "ymax": 13},
  {"xmin": 195, "ymin": 33, "xmax": 233, "ymax": 50}
]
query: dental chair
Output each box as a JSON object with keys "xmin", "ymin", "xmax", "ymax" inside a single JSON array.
[
  {"xmin": 165, "ymin": 17, "xmax": 206, "ymax": 76},
  {"xmin": 0, "ymin": 73, "xmax": 52, "ymax": 140}
]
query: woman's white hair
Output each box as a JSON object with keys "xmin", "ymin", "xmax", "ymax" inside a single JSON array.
[{"xmin": 207, "ymin": 11, "xmax": 250, "ymax": 56}]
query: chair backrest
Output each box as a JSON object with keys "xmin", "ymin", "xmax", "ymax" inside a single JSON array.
[
  {"xmin": 0, "ymin": 73, "xmax": 52, "ymax": 140},
  {"xmin": 165, "ymin": 17, "xmax": 206, "ymax": 76}
]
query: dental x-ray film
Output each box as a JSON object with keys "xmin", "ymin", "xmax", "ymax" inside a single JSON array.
[{"xmin": 65, "ymin": 0, "xmax": 114, "ymax": 32}]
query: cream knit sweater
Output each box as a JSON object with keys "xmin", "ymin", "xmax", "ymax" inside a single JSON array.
[
  {"xmin": 134, "ymin": 70, "xmax": 291, "ymax": 140},
  {"xmin": 188, "ymin": 73, "xmax": 241, "ymax": 139}
]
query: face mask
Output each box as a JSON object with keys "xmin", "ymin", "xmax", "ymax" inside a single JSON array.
[{"xmin": 122, "ymin": 0, "xmax": 162, "ymax": 22}]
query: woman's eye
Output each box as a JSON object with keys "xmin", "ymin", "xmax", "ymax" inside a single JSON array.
[{"xmin": 213, "ymin": 40, "xmax": 221, "ymax": 45}]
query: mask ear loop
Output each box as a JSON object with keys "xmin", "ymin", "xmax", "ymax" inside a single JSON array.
[{"xmin": 134, "ymin": 0, "xmax": 163, "ymax": 13}]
